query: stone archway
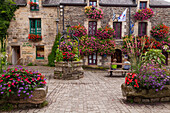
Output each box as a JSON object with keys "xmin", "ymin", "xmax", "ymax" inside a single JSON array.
[{"xmin": 111, "ymin": 49, "xmax": 122, "ymax": 68}]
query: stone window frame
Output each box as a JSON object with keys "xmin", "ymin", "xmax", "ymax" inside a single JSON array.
[
  {"xmin": 87, "ymin": 0, "xmax": 99, "ymax": 7},
  {"xmin": 89, "ymin": 0, "xmax": 97, "ymax": 7},
  {"xmin": 137, "ymin": 0, "xmax": 149, "ymax": 10},
  {"xmin": 29, "ymin": 18, "xmax": 41, "ymax": 36},
  {"xmin": 88, "ymin": 52, "xmax": 97, "ymax": 65},
  {"xmin": 140, "ymin": 1, "xmax": 147, "ymax": 9},
  {"xmin": 138, "ymin": 22, "xmax": 147, "ymax": 36},
  {"xmin": 36, "ymin": 45, "xmax": 44, "ymax": 60},
  {"xmin": 113, "ymin": 22, "xmax": 122, "ymax": 39},
  {"xmin": 30, "ymin": 0, "xmax": 39, "ymax": 11}
]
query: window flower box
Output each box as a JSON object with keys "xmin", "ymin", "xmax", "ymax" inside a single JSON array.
[
  {"xmin": 134, "ymin": 8, "xmax": 154, "ymax": 21},
  {"xmin": 28, "ymin": 34, "xmax": 42, "ymax": 42},
  {"xmin": 84, "ymin": 6, "xmax": 103, "ymax": 20}
]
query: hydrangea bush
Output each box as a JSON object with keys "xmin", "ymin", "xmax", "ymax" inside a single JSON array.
[
  {"xmin": 134, "ymin": 8, "xmax": 154, "ymax": 21},
  {"xmin": 84, "ymin": 6, "xmax": 103, "ymax": 19},
  {"xmin": 0, "ymin": 66, "xmax": 46, "ymax": 98}
]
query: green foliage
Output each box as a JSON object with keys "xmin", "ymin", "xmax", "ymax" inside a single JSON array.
[
  {"xmin": 143, "ymin": 49, "xmax": 166, "ymax": 67},
  {"xmin": 48, "ymin": 33, "xmax": 61, "ymax": 66},
  {"xmin": 0, "ymin": 103, "xmax": 13, "ymax": 111},
  {"xmin": 55, "ymin": 48, "xmax": 63, "ymax": 62},
  {"xmin": 0, "ymin": 0, "xmax": 18, "ymax": 48},
  {"xmin": 39, "ymin": 100, "xmax": 48, "ymax": 108}
]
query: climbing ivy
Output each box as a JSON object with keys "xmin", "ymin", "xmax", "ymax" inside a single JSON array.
[{"xmin": 0, "ymin": 0, "xmax": 18, "ymax": 51}]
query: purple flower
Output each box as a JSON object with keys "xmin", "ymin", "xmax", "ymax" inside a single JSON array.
[
  {"xmin": 26, "ymin": 93, "xmax": 29, "ymax": 95},
  {"xmin": 1, "ymin": 92, "xmax": 4, "ymax": 94},
  {"xmin": 155, "ymin": 89, "xmax": 158, "ymax": 92},
  {"xmin": 23, "ymin": 91, "xmax": 26, "ymax": 93},
  {"xmin": 18, "ymin": 94, "xmax": 20, "ymax": 96}
]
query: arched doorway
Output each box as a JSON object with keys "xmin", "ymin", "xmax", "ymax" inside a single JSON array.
[{"xmin": 111, "ymin": 49, "xmax": 122, "ymax": 68}]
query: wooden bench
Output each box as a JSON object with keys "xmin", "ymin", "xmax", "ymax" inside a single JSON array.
[{"xmin": 108, "ymin": 63, "xmax": 131, "ymax": 77}]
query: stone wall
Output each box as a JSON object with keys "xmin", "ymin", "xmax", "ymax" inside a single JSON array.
[{"xmin": 7, "ymin": 0, "xmax": 58, "ymax": 65}]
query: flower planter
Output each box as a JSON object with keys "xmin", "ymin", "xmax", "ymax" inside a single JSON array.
[
  {"xmin": 121, "ymin": 83, "xmax": 170, "ymax": 103},
  {"xmin": 54, "ymin": 60, "xmax": 84, "ymax": 80},
  {"xmin": 0, "ymin": 86, "xmax": 48, "ymax": 108}
]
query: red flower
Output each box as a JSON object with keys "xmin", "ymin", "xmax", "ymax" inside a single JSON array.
[
  {"xmin": 8, "ymin": 84, "xmax": 11, "ymax": 87},
  {"xmin": 9, "ymin": 89, "xmax": 11, "ymax": 92},
  {"xmin": 37, "ymin": 77, "xmax": 40, "ymax": 81}
]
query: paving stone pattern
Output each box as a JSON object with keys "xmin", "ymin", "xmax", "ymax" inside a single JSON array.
[{"xmin": 5, "ymin": 66, "xmax": 170, "ymax": 113}]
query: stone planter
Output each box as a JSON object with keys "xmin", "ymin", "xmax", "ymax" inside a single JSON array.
[
  {"xmin": 0, "ymin": 86, "xmax": 48, "ymax": 107},
  {"xmin": 54, "ymin": 60, "xmax": 84, "ymax": 80},
  {"xmin": 121, "ymin": 83, "xmax": 170, "ymax": 103}
]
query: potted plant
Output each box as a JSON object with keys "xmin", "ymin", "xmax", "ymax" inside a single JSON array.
[{"xmin": 0, "ymin": 66, "xmax": 47, "ymax": 104}]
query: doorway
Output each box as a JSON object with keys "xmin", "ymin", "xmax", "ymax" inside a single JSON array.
[
  {"xmin": 111, "ymin": 49, "xmax": 122, "ymax": 68},
  {"xmin": 12, "ymin": 46, "xmax": 20, "ymax": 65}
]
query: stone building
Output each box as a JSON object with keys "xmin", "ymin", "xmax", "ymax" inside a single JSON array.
[{"xmin": 7, "ymin": 0, "xmax": 170, "ymax": 66}]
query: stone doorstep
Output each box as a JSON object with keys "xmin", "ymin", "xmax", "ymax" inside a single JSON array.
[{"xmin": 121, "ymin": 83, "xmax": 170, "ymax": 103}]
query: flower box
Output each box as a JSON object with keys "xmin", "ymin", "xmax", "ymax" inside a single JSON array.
[
  {"xmin": 28, "ymin": 34, "xmax": 42, "ymax": 42},
  {"xmin": 84, "ymin": 6, "xmax": 103, "ymax": 20},
  {"xmin": 121, "ymin": 83, "xmax": 170, "ymax": 103},
  {"xmin": 134, "ymin": 8, "xmax": 154, "ymax": 21}
]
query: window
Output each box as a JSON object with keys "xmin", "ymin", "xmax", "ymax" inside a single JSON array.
[
  {"xmin": 30, "ymin": 19, "xmax": 41, "ymax": 35},
  {"xmin": 88, "ymin": 21, "xmax": 97, "ymax": 36},
  {"xmin": 89, "ymin": 0, "xmax": 97, "ymax": 7},
  {"xmin": 88, "ymin": 53, "xmax": 97, "ymax": 65},
  {"xmin": 36, "ymin": 46, "xmax": 44, "ymax": 59},
  {"xmin": 113, "ymin": 22, "xmax": 122, "ymax": 39},
  {"xmin": 30, "ymin": 0, "xmax": 39, "ymax": 11},
  {"xmin": 138, "ymin": 22, "xmax": 147, "ymax": 36},
  {"xmin": 140, "ymin": 2, "xmax": 147, "ymax": 9}
]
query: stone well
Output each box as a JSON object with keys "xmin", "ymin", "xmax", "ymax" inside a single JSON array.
[
  {"xmin": 121, "ymin": 83, "xmax": 170, "ymax": 103},
  {"xmin": 54, "ymin": 60, "xmax": 84, "ymax": 80}
]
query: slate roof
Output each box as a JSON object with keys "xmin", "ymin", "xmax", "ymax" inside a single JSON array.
[
  {"xmin": 150, "ymin": 0, "xmax": 170, "ymax": 6},
  {"xmin": 13, "ymin": 0, "xmax": 27, "ymax": 6},
  {"xmin": 100, "ymin": 0, "xmax": 135, "ymax": 5},
  {"xmin": 13, "ymin": 0, "xmax": 170, "ymax": 7}
]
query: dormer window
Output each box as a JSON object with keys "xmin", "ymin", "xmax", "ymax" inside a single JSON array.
[
  {"xmin": 89, "ymin": 0, "xmax": 97, "ymax": 7},
  {"xmin": 140, "ymin": 1, "xmax": 147, "ymax": 9}
]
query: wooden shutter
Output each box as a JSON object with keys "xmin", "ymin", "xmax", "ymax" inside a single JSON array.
[{"xmin": 30, "ymin": 19, "xmax": 36, "ymax": 34}]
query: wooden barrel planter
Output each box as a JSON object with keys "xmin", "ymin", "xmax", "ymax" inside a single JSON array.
[
  {"xmin": 54, "ymin": 60, "xmax": 84, "ymax": 80},
  {"xmin": 121, "ymin": 83, "xmax": 170, "ymax": 103}
]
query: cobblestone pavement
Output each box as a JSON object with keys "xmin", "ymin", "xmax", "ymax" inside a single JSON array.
[{"xmin": 6, "ymin": 66, "xmax": 170, "ymax": 113}]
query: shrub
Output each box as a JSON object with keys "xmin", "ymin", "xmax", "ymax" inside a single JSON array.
[
  {"xmin": 137, "ymin": 64, "xmax": 169, "ymax": 91},
  {"xmin": 0, "ymin": 66, "xmax": 46, "ymax": 98},
  {"xmin": 150, "ymin": 23, "xmax": 170, "ymax": 41},
  {"xmin": 48, "ymin": 33, "xmax": 61, "ymax": 66},
  {"xmin": 84, "ymin": 6, "xmax": 103, "ymax": 19},
  {"xmin": 95, "ymin": 25, "xmax": 115, "ymax": 39},
  {"xmin": 134, "ymin": 8, "xmax": 154, "ymax": 21},
  {"xmin": 70, "ymin": 24, "xmax": 87, "ymax": 38}
]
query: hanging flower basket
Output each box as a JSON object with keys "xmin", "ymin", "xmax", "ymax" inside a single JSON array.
[
  {"xmin": 28, "ymin": 34, "xmax": 42, "ymax": 42},
  {"xmin": 134, "ymin": 8, "xmax": 154, "ymax": 21},
  {"xmin": 84, "ymin": 6, "xmax": 103, "ymax": 20}
]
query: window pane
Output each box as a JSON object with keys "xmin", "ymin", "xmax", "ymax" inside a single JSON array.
[
  {"xmin": 89, "ymin": 21, "xmax": 97, "ymax": 36},
  {"xmin": 90, "ymin": 2, "xmax": 93, "ymax": 6},
  {"xmin": 36, "ymin": 46, "xmax": 44, "ymax": 59},
  {"xmin": 89, "ymin": 60, "xmax": 92, "ymax": 64}
]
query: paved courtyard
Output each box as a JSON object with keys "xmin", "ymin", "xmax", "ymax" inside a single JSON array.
[{"xmin": 6, "ymin": 66, "xmax": 170, "ymax": 113}]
